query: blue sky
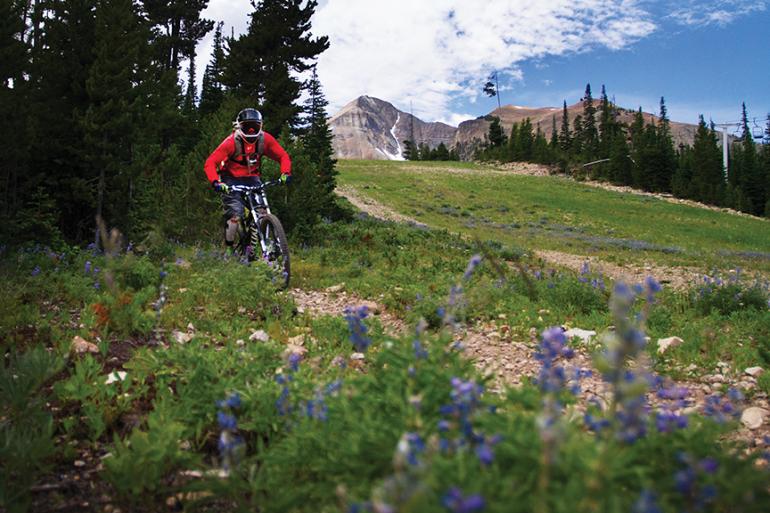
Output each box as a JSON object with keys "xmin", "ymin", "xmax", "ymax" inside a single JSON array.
[
  {"xmin": 199, "ymin": 1, "xmax": 769, "ymax": 130},
  {"xmin": 479, "ymin": 5, "xmax": 770, "ymax": 128}
]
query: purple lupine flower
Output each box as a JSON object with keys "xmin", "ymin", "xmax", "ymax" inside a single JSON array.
[
  {"xmin": 703, "ymin": 393, "xmax": 741, "ymax": 423},
  {"xmin": 31, "ymin": 266, "xmax": 41, "ymax": 276},
  {"xmin": 217, "ymin": 393, "xmax": 241, "ymax": 410},
  {"xmin": 475, "ymin": 441, "xmax": 494, "ymax": 466},
  {"xmin": 344, "ymin": 306, "xmax": 371, "ymax": 352},
  {"xmin": 442, "ymin": 487, "xmax": 485, "ymax": 513},
  {"xmin": 396, "ymin": 432, "xmax": 425, "ymax": 466},
  {"xmin": 288, "ymin": 352, "xmax": 302, "ymax": 372},
  {"xmin": 217, "ymin": 412, "xmax": 237, "ymax": 430},
  {"xmin": 463, "ymin": 254, "xmax": 482, "ymax": 280},
  {"xmin": 655, "ymin": 409, "xmax": 688, "ymax": 433},
  {"xmin": 305, "ymin": 397, "xmax": 328, "ymax": 421},
  {"xmin": 632, "ymin": 490, "xmax": 663, "ymax": 513},
  {"xmin": 413, "ymin": 339, "xmax": 428, "ymax": 360},
  {"xmin": 84, "ymin": 260, "xmax": 92, "ymax": 274},
  {"xmin": 700, "ymin": 458, "xmax": 718, "ymax": 474}
]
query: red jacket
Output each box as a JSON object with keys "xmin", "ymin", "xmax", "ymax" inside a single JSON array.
[{"xmin": 204, "ymin": 132, "xmax": 291, "ymax": 183}]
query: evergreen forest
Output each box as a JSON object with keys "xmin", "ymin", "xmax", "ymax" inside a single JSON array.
[
  {"xmin": 0, "ymin": 0, "xmax": 340, "ymax": 248},
  {"xmin": 476, "ymin": 84, "xmax": 770, "ymax": 218}
]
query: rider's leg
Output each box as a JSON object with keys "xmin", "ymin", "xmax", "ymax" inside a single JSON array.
[
  {"xmin": 221, "ymin": 190, "xmax": 245, "ymax": 249},
  {"xmin": 224, "ymin": 217, "xmax": 239, "ymax": 245}
]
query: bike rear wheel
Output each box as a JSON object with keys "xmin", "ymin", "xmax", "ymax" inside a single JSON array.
[{"xmin": 257, "ymin": 214, "xmax": 290, "ymax": 288}]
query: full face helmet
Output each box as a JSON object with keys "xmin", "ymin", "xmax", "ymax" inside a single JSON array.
[{"xmin": 236, "ymin": 108, "xmax": 263, "ymax": 143}]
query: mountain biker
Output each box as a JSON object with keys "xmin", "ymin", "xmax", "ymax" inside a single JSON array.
[{"xmin": 204, "ymin": 108, "xmax": 292, "ymax": 251}]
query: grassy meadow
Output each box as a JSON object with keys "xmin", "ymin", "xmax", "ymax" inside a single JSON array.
[
  {"xmin": 2, "ymin": 160, "xmax": 770, "ymax": 512},
  {"xmin": 337, "ymin": 160, "xmax": 770, "ymax": 272}
]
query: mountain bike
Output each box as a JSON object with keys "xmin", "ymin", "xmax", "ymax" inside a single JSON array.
[{"xmin": 228, "ymin": 180, "xmax": 290, "ymax": 288}]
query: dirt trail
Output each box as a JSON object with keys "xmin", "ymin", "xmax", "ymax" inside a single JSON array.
[
  {"xmin": 533, "ymin": 249, "xmax": 702, "ymax": 291},
  {"xmin": 336, "ymin": 186, "xmax": 705, "ymax": 290},
  {"xmin": 290, "ymin": 287, "xmax": 769, "ymax": 450},
  {"xmin": 337, "ymin": 186, "xmax": 425, "ymax": 226}
]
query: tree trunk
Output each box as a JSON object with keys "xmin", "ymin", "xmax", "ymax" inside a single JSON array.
[{"xmin": 95, "ymin": 167, "xmax": 105, "ymax": 249}]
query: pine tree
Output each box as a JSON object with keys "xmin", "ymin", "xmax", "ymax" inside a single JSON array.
[
  {"xmin": 672, "ymin": 143, "xmax": 692, "ymax": 198},
  {"xmin": 763, "ymin": 115, "xmax": 770, "ymax": 216},
  {"xmin": 182, "ymin": 50, "xmax": 198, "ymax": 115},
  {"xmin": 735, "ymin": 103, "xmax": 764, "ymax": 215},
  {"xmin": 223, "ymin": 0, "xmax": 329, "ymax": 133},
  {"xmin": 516, "ymin": 118, "xmax": 534, "ymax": 161},
  {"xmin": 581, "ymin": 83, "xmax": 599, "ymax": 161},
  {"xmin": 629, "ymin": 108, "xmax": 652, "ymax": 189},
  {"xmin": 301, "ymin": 65, "xmax": 337, "ymax": 216},
  {"xmin": 572, "ymin": 114, "xmax": 584, "ymax": 158},
  {"xmin": 143, "ymin": 0, "xmax": 214, "ymax": 72},
  {"xmin": 418, "ymin": 142, "xmax": 431, "ymax": 161},
  {"xmin": 23, "ymin": 0, "xmax": 98, "ymax": 241},
  {"xmin": 507, "ymin": 122, "xmax": 519, "ymax": 160},
  {"xmin": 558, "ymin": 100, "xmax": 571, "ymax": 155},
  {"xmin": 608, "ymin": 130, "xmax": 632, "ymax": 185},
  {"xmin": 487, "ymin": 116, "xmax": 506, "ymax": 148},
  {"xmin": 598, "ymin": 85, "xmax": 613, "ymax": 157},
  {"xmin": 549, "ymin": 115, "xmax": 558, "ymax": 151},
  {"xmin": 649, "ymin": 97, "xmax": 676, "ymax": 192},
  {"xmin": 0, "ymin": 0, "xmax": 30, "ymax": 225},
  {"xmin": 82, "ymin": 0, "xmax": 148, "ymax": 244},
  {"xmin": 402, "ymin": 140, "xmax": 418, "ymax": 160},
  {"xmin": 199, "ymin": 21, "xmax": 226, "ymax": 117},
  {"xmin": 689, "ymin": 116, "xmax": 724, "ymax": 205},
  {"xmin": 434, "ymin": 142, "xmax": 450, "ymax": 161}
]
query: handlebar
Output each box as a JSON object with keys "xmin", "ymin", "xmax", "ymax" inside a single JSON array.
[{"xmin": 227, "ymin": 179, "xmax": 282, "ymax": 193}]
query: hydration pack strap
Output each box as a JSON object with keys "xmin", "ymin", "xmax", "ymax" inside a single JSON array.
[{"xmin": 230, "ymin": 133, "xmax": 264, "ymax": 170}]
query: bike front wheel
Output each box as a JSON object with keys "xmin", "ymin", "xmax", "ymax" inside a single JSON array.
[{"xmin": 257, "ymin": 214, "xmax": 290, "ymax": 288}]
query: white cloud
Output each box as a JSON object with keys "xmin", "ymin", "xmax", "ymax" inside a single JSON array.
[
  {"xmin": 668, "ymin": 1, "xmax": 767, "ymax": 27},
  {"xmin": 312, "ymin": 1, "xmax": 656, "ymax": 122}
]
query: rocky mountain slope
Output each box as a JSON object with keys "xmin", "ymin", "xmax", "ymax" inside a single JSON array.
[
  {"xmin": 329, "ymin": 96, "xmax": 456, "ymax": 160},
  {"xmin": 330, "ymin": 96, "xmax": 701, "ymax": 161}
]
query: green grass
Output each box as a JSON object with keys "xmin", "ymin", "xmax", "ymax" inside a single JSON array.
[
  {"xmin": 337, "ymin": 160, "xmax": 770, "ymax": 272},
  {"xmin": 2, "ymin": 193, "xmax": 770, "ymax": 511}
]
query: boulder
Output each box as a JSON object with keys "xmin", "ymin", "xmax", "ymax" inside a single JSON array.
[
  {"xmin": 741, "ymin": 407, "xmax": 768, "ymax": 430},
  {"xmin": 745, "ymin": 367, "xmax": 764, "ymax": 378},
  {"xmin": 70, "ymin": 336, "xmax": 99, "ymax": 355},
  {"xmin": 564, "ymin": 328, "xmax": 596, "ymax": 344},
  {"xmin": 172, "ymin": 330, "xmax": 192, "ymax": 344},
  {"xmin": 249, "ymin": 329, "xmax": 269, "ymax": 342},
  {"xmin": 656, "ymin": 336, "xmax": 684, "ymax": 354}
]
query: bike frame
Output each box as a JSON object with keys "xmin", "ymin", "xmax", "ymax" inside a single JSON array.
[{"xmin": 228, "ymin": 180, "xmax": 280, "ymax": 258}]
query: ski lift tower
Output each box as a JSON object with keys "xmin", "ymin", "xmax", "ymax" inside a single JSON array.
[{"xmin": 713, "ymin": 121, "xmax": 741, "ymax": 182}]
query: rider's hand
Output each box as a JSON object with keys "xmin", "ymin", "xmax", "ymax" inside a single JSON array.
[
  {"xmin": 212, "ymin": 180, "xmax": 229, "ymax": 194},
  {"xmin": 280, "ymin": 174, "xmax": 292, "ymax": 185}
]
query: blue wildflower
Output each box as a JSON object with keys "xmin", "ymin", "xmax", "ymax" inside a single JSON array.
[
  {"xmin": 217, "ymin": 412, "xmax": 237, "ymax": 430},
  {"xmin": 632, "ymin": 490, "xmax": 662, "ymax": 513},
  {"xmin": 288, "ymin": 352, "xmax": 302, "ymax": 372},
  {"xmin": 217, "ymin": 393, "xmax": 241, "ymax": 410},
  {"xmin": 84, "ymin": 260, "xmax": 92, "ymax": 274},
  {"xmin": 31, "ymin": 266, "xmax": 41, "ymax": 276},
  {"xmin": 413, "ymin": 339, "xmax": 428, "ymax": 360},
  {"xmin": 344, "ymin": 305, "xmax": 371, "ymax": 352},
  {"xmin": 442, "ymin": 487, "xmax": 485, "ymax": 513},
  {"xmin": 463, "ymin": 254, "xmax": 482, "ymax": 280}
]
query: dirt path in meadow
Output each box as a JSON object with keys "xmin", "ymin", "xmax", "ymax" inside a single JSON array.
[
  {"xmin": 290, "ymin": 286, "xmax": 769, "ymax": 450},
  {"xmin": 336, "ymin": 186, "xmax": 705, "ymax": 290},
  {"xmin": 533, "ymin": 249, "xmax": 703, "ymax": 291},
  {"xmin": 337, "ymin": 186, "xmax": 426, "ymax": 227}
]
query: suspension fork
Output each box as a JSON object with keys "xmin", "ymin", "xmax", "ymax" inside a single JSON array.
[{"xmin": 247, "ymin": 193, "xmax": 271, "ymax": 257}]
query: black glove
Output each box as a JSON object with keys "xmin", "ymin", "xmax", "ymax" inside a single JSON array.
[{"xmin": 212, "ymin": 180, "xmax": 229, "ymax": 193}]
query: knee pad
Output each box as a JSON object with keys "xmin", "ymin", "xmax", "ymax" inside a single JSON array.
[{"xmin": 225, "ymin": 217, "xmax": 239, "ymax": 242}]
